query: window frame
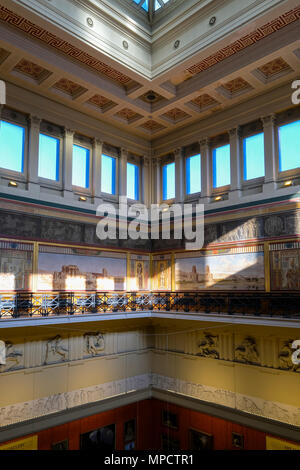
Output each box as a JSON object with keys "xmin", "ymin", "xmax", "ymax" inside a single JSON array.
[
  {"xmin": 185, "ymin": 152, "xmax": 202, "ymax": 200},
  {"xmin": 276, "ymin": 118, "xmax": 300, "ymax": 179},
  {"xmin": 211, "ymin": 143, "xmax": 231, "ymax": 194},
  {"xmin": 101, "ymin": 153, "xmax": 118, "ymax": 200},
  {"xmin": 242, "ymin": 130, "xmax": 265, "ymax": 186},
  {"xmin": 72, "ymin": 139, "xmax": 92, "ymax": 194},
  {"xmin": 38, "ymin": 131, "xmax": 63, "ymax": 188},
  {"xmin": 126, "ymin": 160, "xmax": 141, "ymax": 202},
  {"xmin": 0, "ymin": 117, "xmax": 27, "ymax": 182},
  {"xmin": 161, "ymin": 160, "xmax": 176, "ymax": 203}
]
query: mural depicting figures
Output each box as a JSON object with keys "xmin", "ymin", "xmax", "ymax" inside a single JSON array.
[
  {"xmin": 129, "ymin": 255, "xmax": 150, "ymax": 290},
  {"xmin": 175, "ymin": 249, "xmax": 265, "ymax": 291},
  {"xmin": 270, "ymin": 248, "xmax": 300, "ymax": 290},
  {"xmin": 37, "ymin": 247, "xmax": 126, "ymax": 291},
  {"xmin": 0, "ymin": 243, "xmax": 33, "ymax": 291},
  {"xmin": 152, "ymin": 255, "xmax": 172, "ymax": 290}
]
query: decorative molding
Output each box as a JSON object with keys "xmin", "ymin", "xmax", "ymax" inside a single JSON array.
[
  {"xmin": 151, "ymin": 374, "xmax": 300, "ymax": 427},
  {"xmin": 0, "ymin": 374, "xmax": 151, "ymax": 428}
]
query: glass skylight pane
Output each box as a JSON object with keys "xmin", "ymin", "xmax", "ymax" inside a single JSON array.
[
  {"xmin": 162, "ymin": 162, "xmax": 175, "ymax": 200},
  {"xmin": 39, "ymin": 133, "xmax": 60, "ymax": 181},
  {"xmin": 127, "ymin": 162, "xmax": 139, "ymax": 200},
  {"xmin": 278, "ymin": 120, "xmax": 300, "ymax": 172},
  {"xmin": 243, "ymin": 133, "xmax": 265, "ymax": 180},
  {"xmin": 213, "ymin": 144, "xmax": 230, "ymax": 188},
  {"xmin": 0, "ymin": 121, "xmax": 25, "ymax": 173},
  {"xmin": 186, "ymin": 154, "xmax": 201, "ymax": 195},
  {"xmin": 141, "ymin": 0, "xmax": 149, "ymax": 11},
  {"xmin": 101, "ymin": 154, "xmax": 116, "ymax": 195},
  {"xmin": 155, "ymin": 0, "xmax": 162, "ymax": 10},
  {"xmin": 72, "ymin": 144, "xmax": 90, "ymax": 188}
]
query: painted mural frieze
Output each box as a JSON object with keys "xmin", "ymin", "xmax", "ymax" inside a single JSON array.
[
  {"xmin": 197, "ymin": 332, "xmax": 219, "ymax": 359},
  {"xmin": 235, "ymin": 337, "xmax": 260, "ymax": 365},
  {"xmin": 44, "ymin": 336, "xmax": 69, "ymax": 365},
  {"xmin": 84, "ymin": 333, "xmax": 105, "ymax": 357}
]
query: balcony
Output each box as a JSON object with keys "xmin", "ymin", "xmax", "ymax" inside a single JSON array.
[{"xmin": 0, "ymin": 291, "xmax": 299, "ymax": 321}]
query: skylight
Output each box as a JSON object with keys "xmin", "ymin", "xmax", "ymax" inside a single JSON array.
[{"xmin": 132, "ymin": 0, "xmax": 172, "ymax": 13}]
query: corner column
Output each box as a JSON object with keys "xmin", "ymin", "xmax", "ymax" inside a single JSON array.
[
  {"xmin": 228, "ymin": 126, "xmax": 242, "ymax": 201},
  {"xmin": 119, "ymin": 148, "xmax": 128, "ymax": 197},
  {"xmin": 27, "ymin": 115, "xmax": 41, "ymax": 196},
  {"xmin": 199, "ymin": 138, "xmax": 211, "ymax": 204},
  {"xmin": 142, "ymin": 156, "xmax": 151, "ymax": 207},
  {"xmin": 174, "ymin": 147, "xmax": 184, "ymax": 204},
  {"xmin": 63, "ymin": 128, "xmax": 75, "ymax": 198},
  {"xmin": 92, "ymin": 138, "xmax": 103, "ymax": 206},
  {"xmin": 262, "ymin": 114, "xmax": 277, "ymax": 194}
]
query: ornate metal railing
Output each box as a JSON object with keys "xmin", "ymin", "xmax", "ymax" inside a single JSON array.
[{"xmin": 0, "ymin": 291, "xmax": 299, "ymax": 319}]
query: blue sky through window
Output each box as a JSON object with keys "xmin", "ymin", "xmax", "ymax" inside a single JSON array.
[
  {"xmin": 278, "ymin": 120, "xmax": 300, "ymax": 172},
  {"xmin": 0, "ymin": 121, "xmax": 25, "ymax": 173},
  {"xmin": 243, "ymin": 133, "xmax": 265, "ymax": 180},
  {"xmin": 127, "ymin": 162, "xmax": 139, "ymax": 200},
  {"xmin": 186, "ymin": 154, "xmax": 201, "ymax": 195},
  {"xmin": 101, "ymin": 154, "xmax": 116, "ymax": 195},
  {"xmin": 131, "ymin": 0, "xmax": 171, "ymax": 12},
  {"xmin": 72, "ymin": 144, "xmax": 90, "ymax": 188},
  {"xmin": 213, "ymin": 144, "xmax": 230, "ymax": 188},
  {"xmin": 38, "ymin": 133, "xmax": 60, "ymax": 181},
  {"xmin": 162, "ymin": 162, "xmax": 175, "ymax": 200}
]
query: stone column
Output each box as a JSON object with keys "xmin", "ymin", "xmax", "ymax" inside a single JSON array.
[
  {"xmin": 27, "ymin": 115, "xmax": 41, "ymax": 196},
  {"xmin": 228, "ymin": 126, "xmax": 242, "ymax": 201},
  {"xmin": 63, "ymin": 128, "xmax": 75, "ymax": 198},
  {"xmin": 199, "ymin": 138, "xmax": 211, "ymax": 204},
  {"xmin": 119, "ymin": 148, "xmax": 128, "ymax": 197},
  {"xmin": 174, "ymin": 147, "xmax": 184, "ymax": 203},
  {"xmin": 153, "ymin": 157, "xmax": 162, "ymax": 204},
  {"xmin": 92, "ymin": 138, "xmax": 103, "ymax": 205},
  {"xmin": 262, "ymin": 114, "xmax": 277, "ymax": 194},
  {"xmin": 142, "ymin": 156, "xmax": 151, "ymax": 207}
]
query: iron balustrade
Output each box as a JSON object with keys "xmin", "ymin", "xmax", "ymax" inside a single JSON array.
[{"xmin": 0, "ymin": 292, "xmax": 299, "ymax": 319}]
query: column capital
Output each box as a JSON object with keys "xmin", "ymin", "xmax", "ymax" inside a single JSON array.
[
  {"xmin": 261, "ymin": 114, "xmax": 276, "ymax": 128},
  {"xmin": 199, "ymin": 137, "xmax": 210, "ymax": 148},
  {"xmin": 93, "ymin": 138, "xmax": 103, "ymax": 147},
  {"xmin": 142, "ymin": 156, "xmax": 151, "ymax": 167},
  {"xmin": 228, "ymin": 126, "xmax": 242, "ymax": 138},
  {"xmin": 28, "ymin": 115, "xmax": 41, "ymax": 128},
  {"xmin": 152, "ymin": 157, "xmax": 162, "ymax": 167},
  {"xmin": 120, "ymin": 148, "xmax": 128, "ymax": 157},
  {"xmin": 174, "ymin": 147, "xmax": 183, "ymax": 158},
  {"xmin": 64, "ymin": 128, "xmax": 75, "ymax": 138}
]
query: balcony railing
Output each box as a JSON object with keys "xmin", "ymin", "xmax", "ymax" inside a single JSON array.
[{"xmin": 0, "ymin": 291, "xmax": 299, "ymax": 319}]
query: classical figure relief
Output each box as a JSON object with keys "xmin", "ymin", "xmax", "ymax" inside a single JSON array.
[
  {"xmin": 278, "ymin": 340, "xmax": 300, "ymax": 372},
  {"xmin": 84, "ymin": 332, "xmax": 105, "ymax": 356},
  {"xmin": 0, "ymin": 340, "xmax": 5, "ymax": 365},
  {"xmin": 44, "ymin": 336, "xmax": 68, "ymax": 364},
  {"xmin": 235, "ymin": 337, "xmax": 260, "ymax": 365},
  {"xmin": 0, "ymin": 341, "xmax": 24, "ymax": 372},
  {"xmin": 197, "ymin": 333, "xmax": 219, "ymax": 359}
]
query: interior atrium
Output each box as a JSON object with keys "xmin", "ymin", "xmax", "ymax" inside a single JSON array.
[{"xmin": 0, "ymin": 0, "xmax": 300, "ymax": 452}]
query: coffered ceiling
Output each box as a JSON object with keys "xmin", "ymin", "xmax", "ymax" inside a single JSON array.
[{"xmin": 0, "ymin": 0, "xmax": 299, "ymax": 150}]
